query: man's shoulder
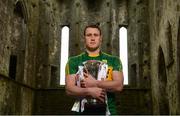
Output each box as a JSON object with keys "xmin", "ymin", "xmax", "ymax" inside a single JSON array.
[
  {"xmin": 101, "ymin": 52, "xmax": 119, "ymax": 60},
  {"xmin": 68, "ymin": 52, "xmax": 85, "ymax": 61}
]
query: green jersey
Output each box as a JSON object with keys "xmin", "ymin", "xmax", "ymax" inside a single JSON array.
[{"xmin": 66, "ymin": 51, "xmax": 123, "ymax": 114}]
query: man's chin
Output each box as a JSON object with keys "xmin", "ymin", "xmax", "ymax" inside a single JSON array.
[{"xmin": 86, "ymin": 46, "xmax": 99, "ymax": 52}]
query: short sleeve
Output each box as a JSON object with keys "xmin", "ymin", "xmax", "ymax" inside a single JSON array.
[
  {"xmin": 65, "ymin": 59, "xmax": 77, "ymax": 75},
  {"xmin": 113, "ymin": 57, "xmax": 123, "ymax": 71}
]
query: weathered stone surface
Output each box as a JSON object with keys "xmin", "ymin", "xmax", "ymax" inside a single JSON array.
[
  {"xmin": 0, "ymin": 0, "xmax": 179, "ymax": 115},
  {"xmin": 149, "ymin": 0, "xmax": 180, "ymax": 114}
]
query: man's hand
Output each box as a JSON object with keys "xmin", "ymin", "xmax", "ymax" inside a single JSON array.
[
  {"xmin": 81, "ymin": 72, "xmax": 98, "ymax": 87},
  {"xmin": 87, "ymin": 87, "xmax": 106, "ymax": 103}
]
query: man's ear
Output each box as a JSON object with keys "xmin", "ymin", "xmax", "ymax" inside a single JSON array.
[
  {"xmin": 83, "ymin": 36, "xmax": 86, "ymax": 42},
  {"xmin": 100, "ymin": 35, "xmax": 103, "ymax": 42}
]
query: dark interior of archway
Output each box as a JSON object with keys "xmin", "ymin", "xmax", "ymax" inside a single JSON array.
[
  {"xmin": 177, "ymin": 17, "xmax": 180, "ymax": 107},
  {"xmin": 158, "ymin": 47, "xmax": 169, "ymax": 115}
]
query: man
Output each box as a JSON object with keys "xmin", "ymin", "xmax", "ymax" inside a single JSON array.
[{"xmin": 65, "ymin": 24, "xmax": 124, "ymax": 115}]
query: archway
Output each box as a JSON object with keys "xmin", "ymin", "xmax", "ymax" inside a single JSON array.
[
  {"xmin": 158, "ymin": 47, "xmax": 169, "ymax": 114},
  {"xmin": 177, "ymin": 18, "xmax": 180, "ymax": 111},
  {"xmin": 9, "ymin": 1, "xmax": 27, "ymax": 81}
]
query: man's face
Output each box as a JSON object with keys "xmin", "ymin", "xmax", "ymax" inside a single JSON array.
[{"xmin": 84, "ymin": 27, "xmax": 102, "ymax": 52}]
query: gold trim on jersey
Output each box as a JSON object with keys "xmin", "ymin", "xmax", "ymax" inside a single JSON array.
[{"xmin": 106, "ymin": 66, "xmax": 113, "ymax": 81}]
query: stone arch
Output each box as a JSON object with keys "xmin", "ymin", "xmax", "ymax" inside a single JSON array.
[
  {"xmin": 177, "ymin": 17, "xmax": 180, "ymax": 112},
  {"xmin": 9, "ymin": 0, "xmax": 28, "ymax": 81},
  {"xmin": 14, "ymin": 0, "xmax": 29, "ymax": 23},
  {"xmin": 166, "ymin": 21, "xmax": 174, "ymax": 67},
  {"xmin": 158, "ymin": 46, "xmax": 169, "ymax": 114}
]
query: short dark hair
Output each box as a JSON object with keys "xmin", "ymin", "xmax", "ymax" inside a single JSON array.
[{"xmin": 83, "ymin": 24, "xmax": 102, "ymax": 36}]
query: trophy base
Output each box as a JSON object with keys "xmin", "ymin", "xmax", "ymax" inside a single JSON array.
[
  {"xmin": 87, "ymin": 98, "xmax": 105, "ymax": 105},
  {"xmin": 87, "ymin": 99, "xmax": 97, "ymax": 104},
  {"xmin": 83, "ymin": 99, "xmax": 107, "ymax": 115}
]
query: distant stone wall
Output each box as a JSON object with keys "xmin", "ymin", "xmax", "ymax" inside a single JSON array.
[
  {"xmin": 0, "ymin": 74, "xmax": 34, "ymax": 114},
  {"xmin": 33, "ymin": 87, "xmax": 152, "ymax": 115},
  {"xmin": 127, "ymin": 0, "xmax": 150, "ymax": 88},
  {"xmin": 34, "ymin": 88, "xmax": 75, "ymax": 115},
  {"xmin": 0, "ymin": 74, "xmax": 152, "ymax": 115},
  {"xmin": 116, "ymin": 87, "xmax": 152, "ymax": 114}
]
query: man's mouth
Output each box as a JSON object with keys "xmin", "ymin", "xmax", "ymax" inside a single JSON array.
[{"xmin": 90, "ymin": 42, "xmax": 96, "ymax": 45}]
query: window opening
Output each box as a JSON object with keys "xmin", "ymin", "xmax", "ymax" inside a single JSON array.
[
  {"xmin": 9, "ymin": 55, "xmax": 17, "ymax": 79},
  {"xmin": 60, "ymin": 26, "xmax": 69, "ymax": 85},
  {"xmin": 119, "ymin": 27, "xmax": 128, "ymax": 85}
]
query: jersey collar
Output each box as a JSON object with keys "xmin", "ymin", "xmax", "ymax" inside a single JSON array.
[{"xmin": 85, "ymin": 51, "xmax": 102, "ymax": 57}]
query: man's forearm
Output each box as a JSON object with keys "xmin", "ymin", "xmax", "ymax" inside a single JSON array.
[
  {"xmin": 66, "ymin": 85, "xmax": 89, "ymax": 97},
  {"xmin": 97, "ymin": 71, "xmax": 124, "ymax": 92},
  {"xmin": 66, "ymin": 74, "xmax": 90, "ymax": 97},
  {"xmin": 97, "ymin": 80, "xmax": 123, "ymax": 92}
]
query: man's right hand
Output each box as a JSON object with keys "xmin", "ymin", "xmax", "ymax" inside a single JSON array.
[{"xmin": 87, "ymin": 87, "xmax": 105, "ymax": 103}]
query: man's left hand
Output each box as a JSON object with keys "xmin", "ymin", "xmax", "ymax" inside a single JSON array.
[{"xmin": 81, "ymin": 72, "xmax": 98, "ymax": 88}]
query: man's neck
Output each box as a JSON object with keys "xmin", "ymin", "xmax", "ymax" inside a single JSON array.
[{"xmin": 86, "ymin": 49, "xmax": 100, "ymax": 57}]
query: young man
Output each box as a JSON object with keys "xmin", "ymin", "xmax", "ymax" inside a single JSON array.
[{"xmin": 65, "ymin": 24, "xmax": 124, "ymax": 115}]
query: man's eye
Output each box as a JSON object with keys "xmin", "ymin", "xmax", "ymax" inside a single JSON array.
[
  {"xmin": 94, "ymin": 34, "xmax": 99, "ymax": 36},
  {"xmin": 86, "ymin": 34, "xmax": 91, "ymax": 36}
]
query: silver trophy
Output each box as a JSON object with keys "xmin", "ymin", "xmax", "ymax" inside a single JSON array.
[
  {"xmin": 83, "ymin": 60, "xmax": 101, "ymax": 80},
  {"xmin": 83, "ymin": 60, "xmax": 106, "ymax": 104},
  {"xmin": 73, "ymin": 60, "xmax": 108, "ymax": 112}
]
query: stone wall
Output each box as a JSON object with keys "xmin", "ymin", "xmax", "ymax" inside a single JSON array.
[
  {"xmin": 0, "ymin": 0, "xmax": 152, "ymax": 114},
  {"xmin": 149, "ymin": 0, "xmax": 180, "ymax": 114},
  {"xmin": 127, "ymin": 0, "xmax": 150, "ymax": 88},
  {"xmin": 0, "ymin": 0, "xmax": 39, "ymax": 114},
  {"xmin": 0, "ymin": 0, "xmax": 179, "ymax": 115},
  {"xmin": 33, "ymin": 87, "xmax": 152, "ymax": 115},
  {"xmin": 34, "ymin": 88, "xmax": 75, "ymax": 115},
  {"xmin": 0, "ymin": 74, "xmax": 34, "ymax": 114},
  {"xmin": 116, "ymin": 87, "xmax": 152, "ymax": 114}
]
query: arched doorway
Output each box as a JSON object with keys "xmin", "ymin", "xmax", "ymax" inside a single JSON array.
[
  {"xmin": 177, "ymin": 18, "xmax": 180, "ymax": 112},
  {"xmin": 9, "ymin": 1, "xmax": 27, "ymax": 81},
  {"xmin": 158, "ymin": 47, "xmax": 169, "ymax": 114}
]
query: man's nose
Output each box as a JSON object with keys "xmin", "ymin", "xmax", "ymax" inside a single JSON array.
[{"xmin": 90, "ymin": 37, "xmax": 95, "ymax": 41}]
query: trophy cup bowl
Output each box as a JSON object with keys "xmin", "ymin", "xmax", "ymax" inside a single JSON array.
[{"xmin": 83, "ymin": 60, "xmax": 102, "ymax": 104}]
